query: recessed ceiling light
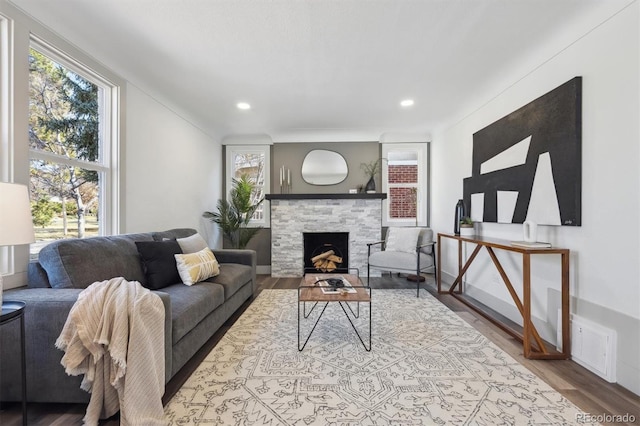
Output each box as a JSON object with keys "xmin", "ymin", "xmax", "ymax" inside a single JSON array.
[
  {"xmin": 236, "ymin": 102, "xmax": 251, "ymax": 110},
  {"xmin": 400, "ymin": 99, "xmax": 414, "ymax": 107}
]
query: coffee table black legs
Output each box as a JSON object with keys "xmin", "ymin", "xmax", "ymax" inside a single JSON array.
[
  {"xmin": 337, "ymin": 301, "xmax": 371, "ymax": 351},
  {"xmin": 297, "ymin": 297, "xmax": 372, "ymax": 352},
  {"xmin": 298, "ymin": 301, "xmax": 330, "ymax": 351}
]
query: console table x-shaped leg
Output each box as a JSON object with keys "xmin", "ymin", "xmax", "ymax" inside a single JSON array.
[{"xmin": 437, "ymin": 233, "xmax": 570, "ymax": 360}]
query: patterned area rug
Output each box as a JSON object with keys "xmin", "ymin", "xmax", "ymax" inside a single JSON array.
[{"xmin": 165, "ymin": 289, "xmax": 595, "ymax": 425}]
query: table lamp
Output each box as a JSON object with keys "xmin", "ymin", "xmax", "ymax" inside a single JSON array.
[{"xmin": 0, "ymin": 182, "xmax": 36, "ymax": 307}]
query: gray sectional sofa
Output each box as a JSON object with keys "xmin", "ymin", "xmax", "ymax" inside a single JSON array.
[{"xmin": 0, "ymin": 228, "xmax": 256, "ymax": 403}]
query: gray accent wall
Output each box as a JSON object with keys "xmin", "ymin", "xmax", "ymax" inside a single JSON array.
[
  {"xmin": 273, "ymin": 142, "xmax": 381, "ymax": 194},
  {"xmin": 224, "ymin": 142, "xmax": 383, "ymax": 268}
]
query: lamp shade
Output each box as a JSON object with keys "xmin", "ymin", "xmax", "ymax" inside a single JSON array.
[{"xmin": 0, "ymin": 182, "xmax": 36, "ymax": 246}]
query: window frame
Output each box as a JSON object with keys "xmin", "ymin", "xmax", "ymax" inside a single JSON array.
[
  {"xmin": 381, "ymin": 143, "xmax": 430, "ymax": 227},
  {"xmin": 0, "ymin": 14, "xmax": 11, "ymax": 180},
  {"xmin": 28, "ymin": 36, "xmax": 120, "ymax": 239},
  {"xmin": 0, "ymin": 13, "xmax": 15, "ymax": 278},
  {"xmin": 225, "ymin": 144, "xmax": 271, "ymax": 227}
]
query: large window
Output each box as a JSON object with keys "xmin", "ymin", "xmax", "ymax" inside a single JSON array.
[
  {"xmin": 225, "ymin": 145, "xmax": 270, "ymax": 226},
  {"xmin": 28, "ymin": 40, "xmax": 117, "ymax": 257},
  {"xmin": 382, "ymin": 143, "xmax": 430, "ymax": 227}
]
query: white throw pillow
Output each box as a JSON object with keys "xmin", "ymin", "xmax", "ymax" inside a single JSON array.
[
  {"xmin": 177, "ymin": 233, "xmax": 209, "ymax": 254},
  {"xmin": 385, "ymin": 227, "xmax": 422, "ymax": 253},
  {"xmin": 175, "ymin": 247, "xmax": 220, "ymax": 285}
]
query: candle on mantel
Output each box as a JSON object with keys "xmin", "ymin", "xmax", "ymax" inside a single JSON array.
[{"xmin": 287, "ymin": 169, "xmax": 291, "ymax": 185}]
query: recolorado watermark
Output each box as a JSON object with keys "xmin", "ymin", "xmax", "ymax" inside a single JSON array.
[{"xmin": 576, "ymin": 413, "xmax": 636, "ymax": 423}]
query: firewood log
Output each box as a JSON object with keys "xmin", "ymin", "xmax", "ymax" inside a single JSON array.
[{"xmin": 311, "ymin": 250, "xmax": 334, "ymax": 263}]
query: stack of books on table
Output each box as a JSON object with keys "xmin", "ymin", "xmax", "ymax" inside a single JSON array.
[
  {"xmin": 316, "ymin": 276, "xmax": 357, "ymax": 294},
  {"xmin": 510, "ymin": 241, "xmax": 552, "ymax": 248}
]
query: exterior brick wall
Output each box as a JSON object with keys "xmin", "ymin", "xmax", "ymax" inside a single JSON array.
[
  {"xmin": 388, "ymin": 165, "xmax": 418, "ymax": 219},
  {"xmin": 389, "ymin": 187, "xmax": 417, "ymax": 218},
  {"xmin": 389, "ymin": 165, "xmax": 417, "ymax": 184}
]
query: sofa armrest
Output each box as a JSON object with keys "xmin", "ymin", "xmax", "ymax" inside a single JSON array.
[
  {"xmin": 1, "ymin": 286, "xmax": 174, "ymax": 403},
  {"xmin": 211, "ymin": 249, "xmax": 257, "ymax": 293},
  {"xmin": 211, "ymin": 249, "xmax": 255, "ymax": 266},
  {"xmin": 0, "ymin": 288, "xmax": 87, "ymax": 402},
  {"xmin": 418, "ymin": 240, "xmax": 435, "ymax": 255},
  {"xmin": 27, "ymin": 261, "xmax": 51, "ymax": 288}
]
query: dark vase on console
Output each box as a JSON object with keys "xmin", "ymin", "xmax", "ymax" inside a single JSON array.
[
  {"xmin": 454, "ymin": 199, "xmax": 465, "ymax": 235},
  {"xmin": 365, "ymin": 176, "xmax": 376, "ymax": 192}
]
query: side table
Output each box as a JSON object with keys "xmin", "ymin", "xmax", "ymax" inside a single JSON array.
[{"xmin": 1, "ymin": 301, "xmax": 27, "ymax": 426}]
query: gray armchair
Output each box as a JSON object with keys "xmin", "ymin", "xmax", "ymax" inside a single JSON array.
[{"xmin": 367, "ymin": 227, "xmax": 437, "ymax": 297}]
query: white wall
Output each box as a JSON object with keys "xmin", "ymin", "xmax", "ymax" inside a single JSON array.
[
  {"xmin": 0, "ymin": 0, "xmax": 225, "ymax": 294},
  {"xmin": 1, "ymin": 1, "xmax": 131, "ymax": 288},
  {"xmin": 123, "ymin": 84, "xmax": 222, "ymax": 247},
  {"xmin": 432, "ymin": 3, "xmax": 639, "ymax": 394}
]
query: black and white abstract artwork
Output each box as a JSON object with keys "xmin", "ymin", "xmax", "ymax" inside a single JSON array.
[{"xmin": 463, "ymin": 77, "xmax": 582, "ymax": 226}]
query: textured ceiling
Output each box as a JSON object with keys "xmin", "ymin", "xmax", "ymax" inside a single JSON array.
[{"xmin": 9, "ymin": 0, "xmax": 631, "ymax": 141}]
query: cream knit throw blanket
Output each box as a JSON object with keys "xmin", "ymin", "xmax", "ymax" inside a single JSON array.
[{"xmin": 56, "ymin": 277, "xmax": 166, "ymax": 426}]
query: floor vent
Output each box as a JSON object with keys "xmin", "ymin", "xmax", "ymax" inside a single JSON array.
[{"xmin": 559, "ymin": 311, "xmax": 616, "ymax": 382}]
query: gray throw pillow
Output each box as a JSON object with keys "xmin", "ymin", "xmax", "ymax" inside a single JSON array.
[{"xmin": 177, "ymin": 233, "xmax": 209, "ymax": 253}]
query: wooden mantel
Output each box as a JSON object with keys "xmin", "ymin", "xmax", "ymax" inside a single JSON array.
[{"xmin": 266, "ymin": 193, "xmax": 387, "ymax": 200}]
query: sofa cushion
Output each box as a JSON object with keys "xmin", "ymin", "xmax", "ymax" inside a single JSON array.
[
  {"xmin": 176, "ymin": 233, "xmax": 209, "ymax": 253},
  {"xmin": 151, "ymin": 228, "xmax": 197, "ymax": 241},
  {"xmin": 136, "ymin": 240, "xmax": 183, "ymax": 290},
  {"xmin": 205, "ymin": 263, "xmax": 253, "ymax": 300},
  {"xmin": 385, "ymin": 227, "xmax": 422, "ymax": 253},
  {"xmin": 38, "ymin": 233, "xmax": 153, "ymax": 289},
  {"xmin": 175, "ymin": 248, "xmax": 220, "ymax": 285},
  {"xmin": 159, "ymin": 282, "xmax": 225, "ymax": 344},
  {"xmin": 369, "ymin": 250, "xmax": 434, "ymax": 272}
]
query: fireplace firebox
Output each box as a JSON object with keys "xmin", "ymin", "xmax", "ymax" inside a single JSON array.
[{"xmin": 303, "ymin": 232, "xmax": 349, "ymax": 273}]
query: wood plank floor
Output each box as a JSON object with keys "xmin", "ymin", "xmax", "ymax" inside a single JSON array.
[{"xmin": 1, "ymin": 274, "xmax": 638, "ymax": 425}]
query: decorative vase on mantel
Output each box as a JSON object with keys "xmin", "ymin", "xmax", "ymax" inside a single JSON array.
[{"xmin": 365, "ymin": 176, "xmax": 376, "ymax": 193}]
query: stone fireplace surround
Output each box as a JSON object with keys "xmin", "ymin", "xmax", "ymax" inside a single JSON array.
[{"xmin": 266, "ymin": 193, "xmax": 386, "ymax": 277}]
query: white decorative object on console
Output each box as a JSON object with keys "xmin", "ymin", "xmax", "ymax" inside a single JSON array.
[
  {"xmin": 523, "ymin": 220, "xmax": 538, "ymax": 242},
  {"xmin": 459, "ymin": 225, "xmax": 475, "ymax": 237},
  {"xmin": 0, "ymin": 182, "xmax": 36, "ymax": 306}
]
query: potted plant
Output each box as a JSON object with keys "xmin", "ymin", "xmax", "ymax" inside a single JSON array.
[
  {"xmin": 459, "ymin": 216, "xmax": 475, "ymax": 237},
  {"xmin": 203, "ymin": 175, "xmax": 264, "ymax": 249},
  {"xmin": 360, "ymin": 158, "xmax": 384, "ymax": 193}
]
